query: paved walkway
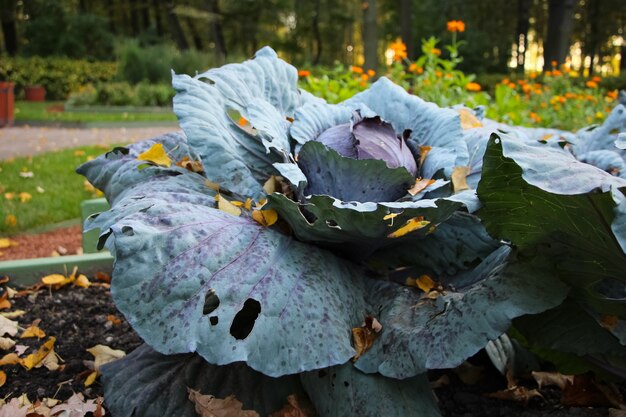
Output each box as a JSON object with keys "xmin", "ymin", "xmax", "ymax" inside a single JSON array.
[{"xmin": 0, "ymin": 126, "xmax": 180, "ymax": 160}]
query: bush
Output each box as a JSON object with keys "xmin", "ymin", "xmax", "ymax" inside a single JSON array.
[
  {"xmin": 0, "ymin": 57, "xmax": 117, "ymax": 100},
  {"xmin": 67, "ymin": 82, "xmax": 174, "ymax": 107},
  {"xmin": 116, "ymin": 40, "xmax": 215, "ymax": 84}
]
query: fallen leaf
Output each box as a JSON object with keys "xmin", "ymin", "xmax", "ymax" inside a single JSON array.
[
  {"xmin": 408, "ymin": 178, "xmax": 436, "ymax": 196},
  {"xmin": 0, "ymin": 397, "xmax": 29, "ymax": 417},
  {"xmin": 418, "ymin": 145, "xmax": 432, "ymax": 167},
  {"xmin": 21, "ymin": 337, "xmax": 55, "ymax": 370},
  {"xmin": 84, "ymin": 370, "xmax": 99, "ymax": 387},
  {"xmin": 451, "ymin": 166, "xmax": 470, "ymax": 193},
  {"xmin": 18, "ymin": 192, "xmax": 32, "ymax": 203},
  {"xmin": 49, "ymin": 393, "xmax": 102, "ymax": 417},
  {"xmin": 0, "ymin": 315, "xmax": 18, "ymax": 336},
  {"xmin": 5, "ymin": 287, "xmax": 16, "ymax": 298},
  {"xmin": 458, "ymin": 108, "xmax": 483, "ymax": 129},
  {"xmin": 0, "ymin": 238, "xmax": 18, "ymax": 249},
  {"xmin": 176, "ymin": 156, "xmax": 204, "ymax": 173},
  {"xmin": 216, "ymin": 194, "xmax": 242, "ymax": 217},
  {"xmin": 388, "ymin": 217, "xmax": 431, "ymax": 238},
  {"xmin": 37, "ymin": 347, "xmax": 60, "ymax": 371},
  {"xmin": 531, "ymin": 371, "xmax": 574, "ymax": 390},
  {"xmin": 93, "ymin": 272, "xmax": 111, "ymax": 284},
  {"xmin": 74, "ymin": 274, "xmax": 91, "ymax": 288},
  {"xmin": 271, "ymin": 395, "xmax": 312, "ymax": 417},
  {"xmin": 136, "ymin": 143, "xmax": 172, "ymax": 167},
  {"xmin": 0, "ymin": 277, "xmax": 8, "ymax": 284},
  {"xmin": 352, "ymin": 316, "xmax": 382, "ymax": 361},
  {"xmin": 3, "ymin": 192, "xmax": 14, "ymax": 200},
  {"xmin": 106, "ymin": 314, "xmax": 121, "ymax": 326},
  {"xmin": 252, "ymin": 209, "xmax": 278, "ymax": 227},
  {"xmin": 41, "ymin": 274, "xmax": 70, "ymax": 286},
  {"xmin": 0, "ymin": 337, "xmax": 16, "ymax": 350},
  {"xmin": 36, "ymin": 185, "xmax": 45, "ymax": 193},
  {"xmin": 1, "ymin": 310, "xmax": 26, "ymax": 318},
  {"xmin": 87, "ymin": 344, "xmax": 126, "ymax": 370},
  {"xmin": 19, "ymin": 171, "xmax": 34, "ymax": 178},
  {"xmin": 263, "ymin": 176, "xmax": 280, "ymax": 194},
  {"xmin": 14, "ymin": 344, "xmax": 28, "ymax": 355},
  {"xmin": 74, "ymin": 150, "xmax": 86, "ymax": 156},
  {"xmin": 600, "ymin": 314, "xmax": 619, "ymax": 331},
  {"xmin": 0, "ymin": 293, "xmax": 11, "ymax": 310},
  {"xmin": 21, "ymin": 325, "xmax": 46, "ymax": 339},
  {"xmin": 0, "ymin": 370, "xmax": 5, "ymax": 387},
  {"xmin": 0, "ymin": 353, "xmax": 20, "ymax": 365},
  {"xmin": 413, "ymin": 275, "xmax": 436, "ymax": 293},
  {"xmin": 204, "ymin": 180, "xmax": 220, "ymax": 192},
  {"xmin": 188, "ymin": 390, "xmax": 259, "ymax": 417},
  {"xmin": 487, "ymin": 386, "xmax": 543, "ymax": 405},
  {"xmin": 5, "ymin": 214, "xmax": 17, "ymax": 227},
  {"xmin": 561, "ymin": 374, "xmax": 623, "ymax": 408}
]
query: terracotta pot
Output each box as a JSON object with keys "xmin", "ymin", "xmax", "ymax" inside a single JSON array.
[
  {"xmin": 0, "ymin": 82, "xmax": 15, "ymax": 127},
  {"xmin": 24, "ymin": 85, "xmax": 46, "ymax": 102}
]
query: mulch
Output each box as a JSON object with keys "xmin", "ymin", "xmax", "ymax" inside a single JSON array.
[{"xmin": 1, "ymin": 225, "xmax": 83, "ymax": 261}]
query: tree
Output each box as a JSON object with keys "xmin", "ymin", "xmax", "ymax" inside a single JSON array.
[
  {"xmin": 515, "ymin": 0, "xmax": 531, "ymax": 72},
  {"xmin": 0, "ymin": 0, "xmax": 18, "ymax": 56},
  {"xmin": 543, "ymin": 0, "xmax": 576, "ymax": 70},
  {"xmin": 362, "ymin": 0, "xmax": 378, "ymax": 72},
  {"xmin": 399, "ymin": 0, "xmax": 414, "ymax": 59}
]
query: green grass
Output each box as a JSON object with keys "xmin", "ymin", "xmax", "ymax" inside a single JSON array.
[
  {"xmin": 14, "ymin": 101, "xmax": 177, "ymax": 123},
  {"xmin": 0, "ymin": 145, "xmax": 115, "ymax": 235}
]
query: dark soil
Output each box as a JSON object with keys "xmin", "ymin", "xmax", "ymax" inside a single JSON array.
[{"xmin": 0, "ymin": 281, "xmax": 620, "ymax": 416}]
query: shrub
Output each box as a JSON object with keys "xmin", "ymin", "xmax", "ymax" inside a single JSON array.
[
  {"xmin": 0, "ymin": 57, "xmax": 116, "ymax": 100},
  {"xmin": 67, "ymin": 82, "xmax": 174, "ymax": 107}
]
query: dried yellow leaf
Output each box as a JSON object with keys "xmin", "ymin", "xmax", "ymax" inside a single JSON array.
[
  {"xmin": 0, "ymin": 353, "xmax": 20, "ymax": 365},
  {"xmin": 87, "ymin": 344, "xmax": 126, "ymax": 370},
  {"xmin": 4, "ymin": 214, "xmax": 17, "ymax": 227},
  {"xmin": 0, "ymin": 370, "xmax": 5, "ymax": 387},
  {"xmin": 1, "ymin": 310, "xmax": 26, "ymax": 319},
  {"xmin": 85, "ymin": 370, "xmax": 99, "ymax": 387},
  {"xmin": 351, "ymin": 316, "xmax": 382, "ymax": 361},
  {"xmin": 18, "ymin": 192, "xmax": 32, "ymax": 203},
  {"xmin": 21, "ymin": 337, "xmax": 55, "ymax": 370},
  {"xmin": 188, "ymin": 390, "xmax": 260, "ymax": 417},
  {"xmin": 416, "ymin": 275, "xmax": 436, "ymax": 293},
  {"xmin": 419, "ymin": 145, "xmax": 432, "ymax": 167},
  {"xmin": 136, "ymin": 143, "xmax": 171, "ymax": 167},
  {"xmin": 451, "ymin": 166, "xmax": 471, "ymax": 193},
  {"xmin": 0, "ymin": 238, "xmax": 18, "ymax": 249},
  {"xmin": 243, "ymin": 198, "xmax": 252, "ymax": 211},
  {"xmin": 21, "ymin": 325, "xmax": 46, "ymax": 339},
  {"xmin": 458, "ymin": 108, "xmax": 483, "ymax": 129},
  {"xmin": 252, "ymin": 209, "xmax": 278, "ymax": 227},
  {"xmin": 176, "ymin": 156, "xmax": 204, "ymax": 173},
  {"xmin": 0, "ymin": 337, "xmax": 15, "ymax": 350},
  {"xmin": 408, "ymin": 178, "xmax": 436, "ymax": 196},
  {"xmin": 74, "ymin": 274, "xmax": 91, "ymax": 288},
  {"xmin": 387, "ymin": 217, "xmax": 431, "ymax": 238},
  {"xmin": 4, "ymin": 192, "xmax": 15, "ymax": 200},
  {"xmin": 41, "ymin": 274, "xmax": 74, "ymax": 287},
  {"xmin": 216, "ymin": 194, "xmax": 242, "ymax": 217},
  {"xmin": 263, "ymin": 176, "xmax": 279, "ymax": 194},
  {"xmin": 205, "ymin": 180, "xmax": 220, "ymax": 191}
]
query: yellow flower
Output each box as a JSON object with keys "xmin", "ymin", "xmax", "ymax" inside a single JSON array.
[
  {"xmin": 446, "ymin": 20, "xmax": 466, "ymax": 33},
  {"xmin": 596, "ymin": 111, "xmax": 605, "ymax": 119},
  {"xmin": 465, "ymin": 82, "xmax": 481, "ymax": 92},
  {"xmin": 390, "ymin": 39, "xmax": 407, "ymax": 61}
]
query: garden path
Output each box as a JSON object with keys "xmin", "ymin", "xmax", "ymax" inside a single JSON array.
[{"xmin": 0, "ymin": 126, "xmax": 179, "ymax": 160}]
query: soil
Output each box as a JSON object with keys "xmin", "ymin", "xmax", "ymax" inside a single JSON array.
[{"xmin": 1, "ymin": 225, "xmax": 83, "ymax": 261}]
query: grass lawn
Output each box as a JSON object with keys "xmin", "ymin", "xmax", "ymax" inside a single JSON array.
[
  {"xmin": 0, "ymin": 145, "xmax": 115, "ymax": 235},
  {"xmin": 14, "ymin": 101, "xmax": 177, "ymax": 124}
]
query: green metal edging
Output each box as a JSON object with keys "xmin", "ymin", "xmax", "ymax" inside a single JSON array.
[{"xmin": 0, "ymin": 252, "xmax": 114, "ymax": 287}]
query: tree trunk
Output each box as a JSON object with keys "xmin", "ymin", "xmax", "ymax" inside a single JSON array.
[
  {"xmin": 582, "ymin": 0, "xmax": 600, "ymax": 76},
  {"xmin": 153, "ymin": 0, "xmax": 164, "ymax": 36},
  {"xmin": 187, "ymin": 17, "xmax": 203, "ymax": 50},
  {"xmin": 621, "ymin": 46, "xmax": 626, "ymax": 72},
  {"xmin": 312, "ymin": 0, "xmax": 322, "ymax": 65},
  {"xmin": 515, "ymin": 0, "xmax": 531, "ymax": 72},
  {"xmin": 362, "ymin": 0, "xmax": 378, "ymax": 72},
  {"xmin": 400, "ymin": 0, "xmax": 414, "ymax": 60},
  {"xmin": 206, "ymin": 0, "xmax": 227, "ymax": 63},
  {"xmin": 543, "ymin": 0, "xmax": 575, "ymax": 70},
  {"xmin": 0, "ymin": 0, "xmax": 18, "ymax": 56},
  {"xmin": 165, "ymin": 2, "xmax": 189, "ymax": 50},
  {"xmin": 130, "ymin": 1, "xmax": 140, "ymax": 36}
]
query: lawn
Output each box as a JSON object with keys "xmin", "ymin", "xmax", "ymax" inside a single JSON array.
[
  {"xmin": 14, "ymin": 101, "xmax": 177, "ymax": 124},
  {"xmin": 0, "ymin": 145, "xmax": 114, "ymax": 235}
]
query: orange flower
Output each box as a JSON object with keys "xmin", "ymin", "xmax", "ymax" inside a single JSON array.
[
  {"xmin": 446, "ymin": 20, "xmax": 466, "ymax": 33},
  {"xmin": 592, "ymin": 76, "xmax": 602, "ymax": 83},
  {"xmin": 465, "ymin": 82, "xmax": 481, "ymax": 92},
  {"xmin": 297, "ymin": 70, "xmax": 311, "ymax": 77},
  {"xmin": 545, "ymin": 70, "xmax": 552, "ymax": 76},
  {"xmin": 390, "ymin": 39, "xmax": 407, "ymax": 61},
  {"xmin": 529, "ymin": 72, "xmax": 537, "ymax": 79},
  {"xmin": 238, "ymin": 117, "xmax": 248, "ymax": 126},
  {"xmin": 351, "ymin": 65, "xmax": 364, "ymax": 74},
  {"xmin": 586, "ymin": 80, "xmax": 598, "ymax": 88},
  {"xmin": 435, "ymin": 70, "xmax": 443, "ymax": 78},
  {"xmin": 361, "ymin": 73, "xmax": 370, "ymax": 81},
  {"xmin": 507, "ymin": 82, "xmax": 516, "ymax": 89},
  {"xmin": 431, "ymin": 48, "xmax": 442, "ymax": 56},
  {"xmin": 551, "ymin": 60, "xmax": 557, "ymax": 67},
  {"xmin": 529, "ymin": 112, "xmax": 541, "ymax": 123},
  {"xmin": 367, "ymin": 69, "xmax": 376, "ymax": 77},
  {"xmin": 607, "ymin": 90, "xmax": 618, "ymax": 100},
  {"xmin": 552, "ymin": 69, "xmax": 562, "ymax": 76}
]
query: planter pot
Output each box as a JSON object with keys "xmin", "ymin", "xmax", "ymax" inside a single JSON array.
[
  {"xmin": 0, "ymin": 81, "xmax": 15, "ymax": 127},
  {"xmin": 24, "ymin": 85, "xmax": 46, "ymax": 102}
]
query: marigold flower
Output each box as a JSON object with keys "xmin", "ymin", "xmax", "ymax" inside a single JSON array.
[
  {"xmin": 552, "ymin": 69, "xmax": 562, "ymax": 76},
  {"xmin": 298, "ymin": 70, "xmax": 311, "ymax": 77},
  {"xmin": 431, "ymin": 48, "xmax": 442, "ymax": 56},
  {"xmin": 351, "ymin": 65, "xmax": 363, "ymax": 74},
  {"xmin": 592, "ymin": 76, "xmax": 602, "ymax": 83},
  {"xmin": 465, "ymin": 82, "xmax": 481, "ymax": 92},
  {"xmin": 551, "ymin": 60, "xmax": 557, "ymax": 67},
  {"xmin": 586, "ymin": 80, "xmax": 598, "ymax": 88},
  {"xmin": 508, "ymin": 82, "xmax": 516, "ymax": 89},
  {"xmin": 435, "ymin": 71, "xmax": 443, "ymax": 78},
  {"xmin": 367, "ymin": 69, "xmax": 376, "ymax": 77},
  {"xmin": 446, "ymin": 20, "xmax": 465, "ymax": 33},
  {"xmin": 390, "ymin": 39, "xmax": 407, "ymax": 61},
  {"xmin": 607, "ymin": 90, "xmax": 618, "ymax": 100},
  {"xmin": 529, "ymin": 72, "xmax": 537, "ymax": 79},
  {"xmin": 529, "ymin": 112, "xmax": 541, "ymax": 122},
  {"xmin": 545, "ymin": 70, "xmax": 552, "ymax": 76},
  {"xmin": 361, "ymin": 73, "xmax": 370, "ymax": 81}
]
